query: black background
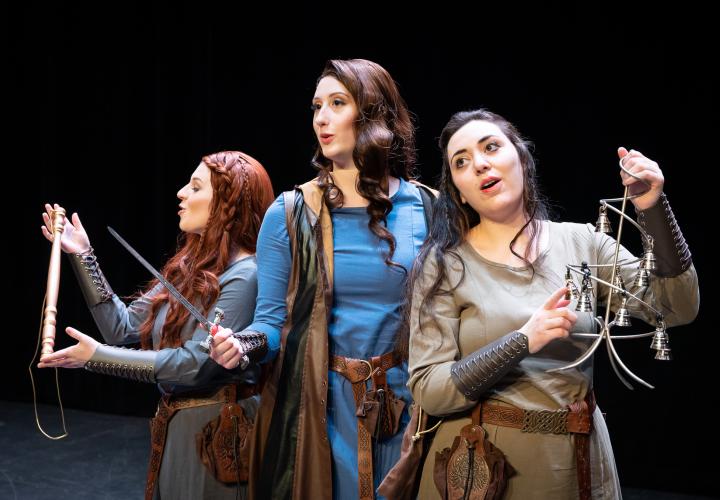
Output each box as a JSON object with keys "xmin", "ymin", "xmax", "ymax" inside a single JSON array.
[{"xmin": 8, "ymin": 3, "xmax": 717, "ymax": 497}]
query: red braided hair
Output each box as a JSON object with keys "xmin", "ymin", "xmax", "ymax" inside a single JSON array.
[{"xmin": 138, "ymin": 151, "xmax": 274, "ymax": 349}]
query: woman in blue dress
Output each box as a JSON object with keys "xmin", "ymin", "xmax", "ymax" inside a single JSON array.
[{"xmin": 211, "ymin": 59, "xmax": 433, "ymax": 500}]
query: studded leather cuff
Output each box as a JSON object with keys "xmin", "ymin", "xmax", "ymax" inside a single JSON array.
[
  {"xmin": 637, "ymin": 193, "xmax": 692, "ymax": 277},
  {"xmin": 231, "ymin": 331, "xmax": 268, "ymax": 365},
  {"xmin": 450, "ymin": 331, "xmax": 529, "ymax": 401},
  {"xmin": 68, "ymin": 246, "xmax": 114, "ymax": 306},
  {"xmin": 84, "ymin": 344, "xmax": 157, "ymax": 383}
]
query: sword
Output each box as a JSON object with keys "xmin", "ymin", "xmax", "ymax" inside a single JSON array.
[{"xmin": 107, "ymin": 226, "xmax": 245, "ymax": 364}]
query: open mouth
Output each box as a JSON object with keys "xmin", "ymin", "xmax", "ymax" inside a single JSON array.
[{"xmin": 481, "ymin": 179, "xmax": 500, "ymax": 190}]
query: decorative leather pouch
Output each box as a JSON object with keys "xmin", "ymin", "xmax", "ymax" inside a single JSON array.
[
  {"xmin": 356, "ymin": 386, "xmax": 406, "ymax": 440},
  {"xmin": 196, "ymin": 402, "xmax": 252, "ymax": 483},
  {"xmin": 433, "ymin": 404, "xmax": 515, "ymax": 500}
]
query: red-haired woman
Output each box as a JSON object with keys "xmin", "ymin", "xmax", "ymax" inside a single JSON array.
[{"xmin": 39, "ymin": 151, "xmax": 274, "ymax": 499}]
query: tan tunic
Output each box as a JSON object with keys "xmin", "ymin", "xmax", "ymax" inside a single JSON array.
[{"xmin": 408, "ymin": 222, "xmax": 699, "ymax": 499}]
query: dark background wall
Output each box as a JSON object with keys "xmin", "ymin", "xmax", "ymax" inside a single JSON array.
[{"xmin": 8, "ymin": 3, "xmax": 716, "ymax": 497}]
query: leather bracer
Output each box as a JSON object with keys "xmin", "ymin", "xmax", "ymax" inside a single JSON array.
[
  {"xmin": 68, "ymin": 246, "xmax": 114, "ymax": 306},
  {"xmin": 637, "ymin": 193, "xmax": 692, "ymax": 277},
  {"xmin": 450, "ymin": 331, "xmax": 529, "ymax": 401},
  {"xmin": 84, "ymin": 344, "xmax": 157, "ymax": 383},
  {"xmin": 231, "ymin": 331, "xmax": 268, "ymax": 364}
]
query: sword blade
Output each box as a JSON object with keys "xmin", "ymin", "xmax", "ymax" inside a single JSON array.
[{"xmin": 107, "ymin": 226, "xmax": 212, "ymax": 330}]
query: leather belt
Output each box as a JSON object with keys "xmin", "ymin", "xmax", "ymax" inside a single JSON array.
[
  {"xmin": 477, "ymin": 392, "xmax": 595, "ymax": 500},
  {"xmin": 330, "ymin": 350, "xmax": 402, "ymax": 500},
  {"xmin": 480, "ymin": 402, "xmax": 591, "ymax": 435},
  {"xmin": 144, "ymin": 383, "xmax": 257, "ymax": 499}
]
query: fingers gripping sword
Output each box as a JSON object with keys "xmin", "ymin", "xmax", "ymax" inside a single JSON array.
[{"xmin": 107, "ymin": 227, "xmax": 251, "ymax": 368}]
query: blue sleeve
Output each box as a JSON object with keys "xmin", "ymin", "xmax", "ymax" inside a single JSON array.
[{"xmin": 245, "ymin": 195, "xmax": 290, "ymax": 361}]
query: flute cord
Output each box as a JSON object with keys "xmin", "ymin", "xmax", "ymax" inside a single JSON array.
[{"xmin": 29, "ymin": 293, "xmax": 69, "ymax": 440}]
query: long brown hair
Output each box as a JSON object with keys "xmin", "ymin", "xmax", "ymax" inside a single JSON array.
[
  {"xmin": 312, "ymin": 58, "xmax": 416, "ymax": 271},
  {"xmin": 400, "ymin": 109, "xmax": 550, "ymax": 355},
  {"xmin": 139, "ymin": 151, "xmax": 274, "ymax": 349}
]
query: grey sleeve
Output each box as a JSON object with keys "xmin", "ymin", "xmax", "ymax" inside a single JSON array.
[
  {"xmin": 88, "ymin": 284, "xmax": 164, "ymax": 345},
  {"xmin": 153, "ymin": 264, "xmax": 258, "ymax": 387}
]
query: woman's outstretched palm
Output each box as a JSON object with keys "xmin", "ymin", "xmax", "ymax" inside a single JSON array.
[{"xmin": 41, "ymin": 203, "xmax": 91, "ymax": 254}]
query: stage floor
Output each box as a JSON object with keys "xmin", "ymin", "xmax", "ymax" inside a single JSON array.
[{"xmin": 0, "ymin": 401, "xmax": 715, "ymax": 499}]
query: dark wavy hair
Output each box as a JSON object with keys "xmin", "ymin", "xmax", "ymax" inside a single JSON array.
[
  {"xmin": 312, "ymin": 58, "xmax": 416, "ymax": 270},
  {"xmin": 138, "ymin": 151, "xmax": 274, "ymax": 349},
  {"xmin": 404, "ymin": 109, "xmax": 549, "ymax": 351}
]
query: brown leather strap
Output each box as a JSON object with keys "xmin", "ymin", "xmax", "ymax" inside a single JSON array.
[
  {"xmin": 480, "ymin": 402, "xmax": 591, "ymax": 434},
  {"xmin": 330, "ymin": 350, "xmax": 401, "ymax": 383},
  {"xmin": 574, "ymin": 392, "xmax": 595, "ymax": 500},
  {"xmin": 575, "ymin": 431, "xmax": 591, "ymax": 500},
  {"xmin": 471, "ymin": 401, "xmax": 482, "ymax": 425},
  {"xmin": 144, "ymin": 384, "xmax": 251, "ymax": 499},
  {"xmin": 329, "ymin": 351, "xmax": 401, "ymax": 500}
]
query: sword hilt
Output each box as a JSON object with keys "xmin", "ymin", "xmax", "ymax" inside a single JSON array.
[
  {"xmin": 199, "ymin": 307, "xmax": 225, "ymax": 353},
  {"xmin": 214, "ymin": 306, "xmax": 251, "ymax": 369},
  {"xmin": 210, "ymin": 308, "xmax": 225, "ymax": 335}
]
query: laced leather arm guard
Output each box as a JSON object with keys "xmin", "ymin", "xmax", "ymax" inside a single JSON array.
[
  {"xmin": 638, "ymin": 193, "xmax": 692, "ymax": 277},
  {"xmin": 450, "ymin": 331, "xmax": 529, "ymax": 401},
  {"xmin": 231, "ymin": 331, "xmax": 268, "ymax": 365},
  {"xmin": 84, "ymin": 344, "xmax": 157, "ymax": 383},
  {"xmin": 68, "ymin": 246, "xmax": 114, "ymax": 306}
]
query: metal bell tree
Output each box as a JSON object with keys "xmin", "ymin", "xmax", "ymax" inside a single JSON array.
[{"xmin": 548, "ymin": 158, "xmax": 670, "ymax": 389}]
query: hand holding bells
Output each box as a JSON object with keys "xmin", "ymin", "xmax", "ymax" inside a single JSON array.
[{"xmin": 552, "ymin": 150, "xmax": 692, "ymax": 388}]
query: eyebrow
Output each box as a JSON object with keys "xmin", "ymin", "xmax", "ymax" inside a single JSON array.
[
  {"xmin": 450, "ymin": 134, "xmax": 497, "ymax": 161},
  {"xmin": 191, "ymin": 177, "xmax": 204, "ymax": 183},
  {"xmin": 312, "ymin": 91, "xmax": 350, "ymax": 101}
]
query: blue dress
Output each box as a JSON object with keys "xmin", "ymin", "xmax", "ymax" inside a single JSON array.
[{"xmin": 247, "ymin": 178, "xmax": 427, "ymax": 499}]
